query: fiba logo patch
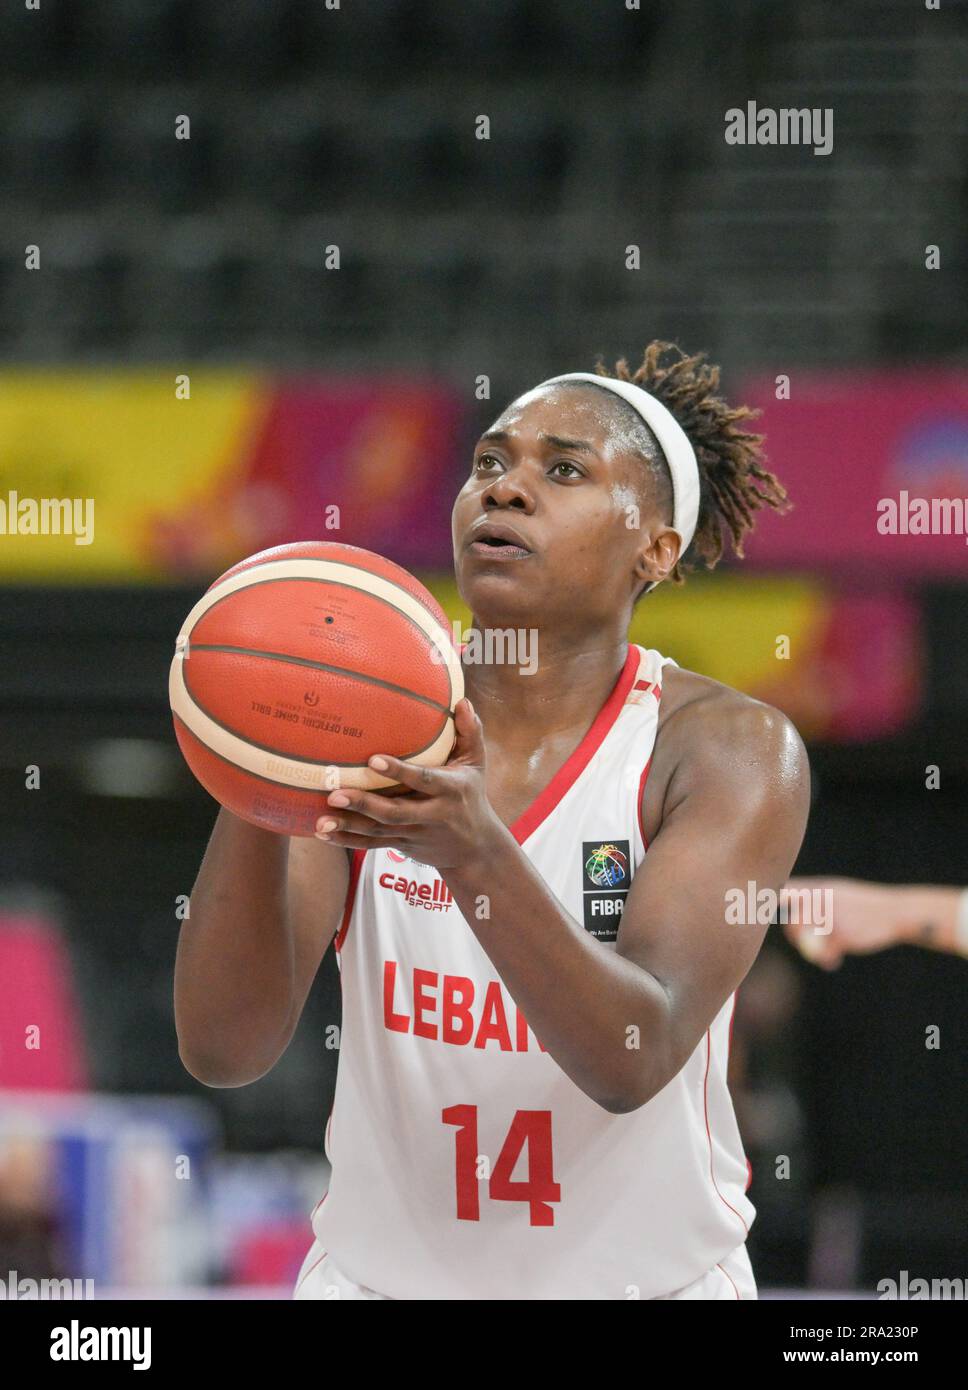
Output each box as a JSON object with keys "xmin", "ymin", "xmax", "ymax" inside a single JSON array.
[
  {"xmin": 584, "ymin": 843, "xmax": 628, "ymax": 889},
  {"xmin": 581, "ymin": 840, "xmax": 632, "ymax": 941}
]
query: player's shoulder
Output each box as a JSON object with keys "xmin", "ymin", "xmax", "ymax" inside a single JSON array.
[
  {"xmin": 662, "ymin": 663, "xmax": 801, "ymax": 745},
  {"xmin": 654, "ymin": 663, "xmax": 809, "ymax": 795},
  {"xmin": 641, "ymin": 664, "xmax": 809, "ymax": 843}
]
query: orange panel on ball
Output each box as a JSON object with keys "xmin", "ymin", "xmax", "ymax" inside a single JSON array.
[
  {"xmin": 173, "ymin": 716, "xmax": 335, "ymax": 837},
  {"xmin": 183, "ymin": 649, "xmax": 449, "ymax": 763}
]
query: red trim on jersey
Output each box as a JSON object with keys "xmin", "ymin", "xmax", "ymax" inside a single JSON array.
[
  {"xmin": 634, "ymin": 672, "xmax": 664, "ymax": 849},
  {"xmin": 310, "ymin": 1189, "xmax": 328, "ymax": 1222},
  {"xmin": 702, "ymin": 1028, "xmax": 750, "ymax": 1238},
  {"xmin": 633, "ymin": 678, "xmax": 662, "ymax": 700},
  {"xmin": 716, "ymin": 1261, "xmax": 742, "ymax": 1300},
  {"xmin": 509, "ymin": 645, "xmax": 641, "ymax": 846},
  {"xmin": 725, "ymin": 995, "xmax": 754, "ymax": 1195},
  {"xmin": 637, "ymin": 756, "xmax": 653, "ymax": 851},
  {"xmin": 334, "ymin": 849, "xmax": 366, "ymax": 953}
]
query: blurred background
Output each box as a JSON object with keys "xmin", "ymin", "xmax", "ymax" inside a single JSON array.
[{"xmin": 0, "ymin": 0, "xmax": 966, "ymax": 1297}]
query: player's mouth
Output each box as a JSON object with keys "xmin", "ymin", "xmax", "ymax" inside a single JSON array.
[{"xmin": 466, "ymin": 521, "xmax": 534, "ymax": 560}]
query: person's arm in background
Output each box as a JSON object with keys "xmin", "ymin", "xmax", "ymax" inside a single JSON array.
[
  {"xmin": 781, "ymin": 876, "xmax": 968, "ymax": 969},
  {"xmin": 174, "ymin": 809, "xmax": 349, "ymax": 1086}
]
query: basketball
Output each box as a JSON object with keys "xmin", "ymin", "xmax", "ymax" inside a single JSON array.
[{"xmin": 168, "ymin": 541, "xmax": 463, "ymax": 836}]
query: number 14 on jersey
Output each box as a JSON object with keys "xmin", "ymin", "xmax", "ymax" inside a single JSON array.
[{"xmin": 442, "ymin": 1105, "xmax": 562, "ymax": 1227}]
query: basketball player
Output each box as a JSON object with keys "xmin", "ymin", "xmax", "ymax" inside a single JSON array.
[
  {"xmin": 782, "ymin": 877, "xmax": 968, "ymax": 968},
  {"xmin": 176, "ymin": 342, "xmax": 811, "ymax": 1300}
]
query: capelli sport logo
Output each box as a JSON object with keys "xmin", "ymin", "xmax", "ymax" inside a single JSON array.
[
  {"xmin": 379, "ymin": 848, "xmax": 454, "ymax": 912},
  {"xmin": 581, "ymin": 840, "xmax": 631, "ymax": 941}
]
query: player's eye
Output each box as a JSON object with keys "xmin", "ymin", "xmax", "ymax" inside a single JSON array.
[
  {"xmin": 550, "ymin": 460, "xmax": 583, "ymax": 479},
  {"xmin": 473, "ymin": 453, "xmax": 502, "ymax": 473}
]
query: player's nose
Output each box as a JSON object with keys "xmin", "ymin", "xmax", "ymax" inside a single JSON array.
[{"xmin": 481, "ymin": 467, "xmax": 536, "ymax": 513}]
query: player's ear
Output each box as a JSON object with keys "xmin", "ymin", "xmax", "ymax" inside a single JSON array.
[{"xmin": 633, "ymin": 527, "xmax": 680, "ymax": 592}]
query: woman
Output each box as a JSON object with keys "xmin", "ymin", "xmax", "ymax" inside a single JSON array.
[{"xmin": 175, "ymin": 342, "xmax": 810, "ymax": 1300}]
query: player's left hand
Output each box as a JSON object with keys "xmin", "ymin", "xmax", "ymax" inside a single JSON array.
[{"xmin": 314, "ymin": 698, "xmax": 501, "ymax": 870}]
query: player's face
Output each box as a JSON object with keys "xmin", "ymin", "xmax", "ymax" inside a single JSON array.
[{"xmin": 452, "ymin": 384, "xmax": 676, "ymax": 628}]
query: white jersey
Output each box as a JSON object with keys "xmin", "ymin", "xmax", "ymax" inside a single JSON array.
[{"xmin": 312, "ymin": 645, "xmax": 754, "ymax": 1299}]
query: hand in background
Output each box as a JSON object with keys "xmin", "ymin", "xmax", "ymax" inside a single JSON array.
[{"xmin": 780, "ymin": 877, "xmax": 965, "ymax": 968}]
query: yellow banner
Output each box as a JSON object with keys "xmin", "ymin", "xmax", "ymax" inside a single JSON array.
[{"xmin": 0, "ymin": 372, "xmax": 266, "ymax": 580}]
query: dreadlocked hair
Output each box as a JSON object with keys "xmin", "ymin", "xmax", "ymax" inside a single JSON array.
[{"xmin": 591, "ymin": 341, "xmax": 790, "ymax": 586}]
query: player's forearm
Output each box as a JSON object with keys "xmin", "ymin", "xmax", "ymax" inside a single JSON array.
[
  {"xmin": 175, "ymin": 808, "xmax": 296, "ymax": 1085},
  {"xmin": 443, "ymin": 825, "xmax": 672, "ymax": 1113},
  {"xmin": 893, "ymin": 885, "xmax": 964, "ymax": 955}
]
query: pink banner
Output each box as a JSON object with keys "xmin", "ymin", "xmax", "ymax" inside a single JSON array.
[
  {"xmin": 739, "ymin": 369, "xmax": 968, "ymax": 576},
  {"xmin": 146, "ymin": 376, "xmax": 465, "ymax": 577},
  {"xmin": 236, "ymin": 379, "xmax": 464, "ymax": 569}
]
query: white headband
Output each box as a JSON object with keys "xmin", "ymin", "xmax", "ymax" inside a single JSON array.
[{"xmin": 535, "ymin": 372, "xmax": 701, "ymax": 590}]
